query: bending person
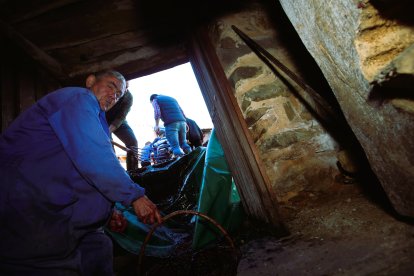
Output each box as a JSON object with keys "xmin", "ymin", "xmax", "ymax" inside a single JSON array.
[
  {"xmin": 0, "ymin": 70, "xmax": 161, "ymax": 275},
  {"xmin": 106, "ymin": 87, "xmax": 138, "ymax": 170},
  {"xmin": 150, "ymin": 94, "xmax": 192, "ymax": 157},
  {"xmin": 186, "ymin": 117, "xmax": 204, "ymax": 149}
]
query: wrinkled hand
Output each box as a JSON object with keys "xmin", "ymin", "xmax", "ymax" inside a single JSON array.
[
  {"xmin": 132, "ymin": 196, "xmax": 162, "ymax": 225},
  {"xmin": 108, "ymin": 210, "xmax": 128, "ymax": 233}
]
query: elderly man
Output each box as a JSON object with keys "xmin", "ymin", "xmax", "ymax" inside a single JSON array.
[{"xmin": 0, "ymin": 71, "xmax": 161, "ymax": 275}]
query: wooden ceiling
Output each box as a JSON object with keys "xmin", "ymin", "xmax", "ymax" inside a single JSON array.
[{"xmin": 0, "ymin": 0, "xmax": 241, "ymax": 83}]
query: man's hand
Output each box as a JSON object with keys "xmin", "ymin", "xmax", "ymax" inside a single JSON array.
[
  {"xmin": 108, "ymin": 210, "xmax": 128, "ymax": 233},
  {"xmin": 153, "ymin": 125, "xmax": 160, "ymax": 135},
  {"xmin": 132, "ymin": 196, "xmax": 162, "ymax": 225}
]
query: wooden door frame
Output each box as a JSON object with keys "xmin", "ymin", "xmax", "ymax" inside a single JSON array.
[{"xmin": 189, "ymin": 27, "xmax": 284, "ymax": 228}]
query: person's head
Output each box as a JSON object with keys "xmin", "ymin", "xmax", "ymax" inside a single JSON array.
[
  {"xmin": 86, "ymin": 70, "xmax": 127, "ymax": 111},
  {"xmin": 150, "ymin": 94, "xmax": 158, "ymax": 103}
]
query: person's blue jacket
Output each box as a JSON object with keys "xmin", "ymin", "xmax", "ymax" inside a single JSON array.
[
  {"xmin": 155, "ymin": 95, "xmax": 186, "ymax": 125},
  {"xmin": 0, "ymin": 87, "xmax": 144, "ymax": 269}
]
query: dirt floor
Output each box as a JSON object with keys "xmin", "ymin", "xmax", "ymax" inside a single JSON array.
[
  {"xmin": 237, "ymin": 177, "xmax": 414, "ymax": 275},
  {"xmin": 114, "ymin": 174, "xmax": 414, "ymax": 275}
]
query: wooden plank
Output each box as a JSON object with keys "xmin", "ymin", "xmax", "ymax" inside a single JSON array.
[
  {"xmin": 13, "ymin": 1, "xmax": 139, "ymax": 50},
  {"xmin": 18, "ymin": 64, "xmax": 36, "ymax": 113},
  {"xmin": 0, "ymin": 73, "xmax": 16, "ymax": 131},
  {"xmin": 47, "ymin": 28, "xmax": 182, "ymax": 62},
  {"xmin": 0, "ymin": 19, "xmax": 66, "ymax": 81},
  {"xmin": 189, "ymin": 28, "xmax": 284, "ymax": 228},
  {"xmin": 0, "ymin": 41, "xmax": 17, "ymax": 131},
  {"xmin": 9, "ymin": 0, "xmax": 86, "ymax": 24},
  {"xmin": 0, "ymin": 34, "xmax": 62, "ymax": 131},
  {"xmin": 34, "ymin": 69, "xmax": 62, "ymax": 101},
  {"xmin": 67, "ymin": 43, "xmax": 188, "ymax": 80}
]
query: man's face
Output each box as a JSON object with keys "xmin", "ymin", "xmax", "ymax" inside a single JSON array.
[{"xmin": 89, "ymin": 75, "xmax": 125, "ymax": 111}]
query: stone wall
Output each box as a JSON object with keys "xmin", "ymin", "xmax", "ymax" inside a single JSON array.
[
  {"xmin": 278, "ymin": 0, "xmax": 414, "ymax": 216},
  {"xmin": 207, "ymin": 2, "xmax": 344, "ymax": 215}
]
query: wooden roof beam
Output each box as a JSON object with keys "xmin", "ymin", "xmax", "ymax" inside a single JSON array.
[
  {"xmin": 67, "ymin": 43, "xmax": 188, "ymax": 80},
  {"xmin": 9, "ymin": 0, "xmax": 86, "ymax": 24},
  {"xmin": 0, "ymin": 19, "xmax": 66, "ymax": 81}
]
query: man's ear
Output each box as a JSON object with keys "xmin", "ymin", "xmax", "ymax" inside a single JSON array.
[{"xmin": 85, "ymin": 75, "xmax": 96, "ymax": 88}]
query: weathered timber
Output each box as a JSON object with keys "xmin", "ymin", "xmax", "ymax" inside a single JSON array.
[
  {"xmin": 17, "ymin": 67, "xmax": 36, "ymax": 113},
  {"xmin": 8, "ymin": 0, "xmax": 86, "ymax": 24},
  {"xmin": 68, "ymin": 43, "xmax": 188, "ymax": 81},
  {"xmin": 0, "ymin": 20, "xmax": 66, "ymax": 81},
  {"xmin": 190, "ymin": 28, "xmax": 284, "ymax": 229},
  {"xmin": 48, "ymin": 30, "xmax": 177, "ymax": 64},
  {"xmin": 0, "ymin": 52, "xmax": 17, "ymax": 131},
  {"xmin": 12, "ymin": 1, "xmax": 140, "ymax": 50},
  {"xmin": 0, "ymin": 36, "xmax": 61, "ymax": 131}
]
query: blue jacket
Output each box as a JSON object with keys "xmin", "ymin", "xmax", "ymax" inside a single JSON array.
[
  {"xmin": 156, "ymin": 95, "xmax": 186, "ymax": 125},
  {"xmin": 0, "ymin": 87, "xmax": 144, "ymax": 269}
]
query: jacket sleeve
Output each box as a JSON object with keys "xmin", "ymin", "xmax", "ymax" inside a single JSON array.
[
  {"xmin": 152, "ymin": 99, "xmax": 161, "ymax": 120},
  {"xmin": 48, "ymin": 91, "xmax": 144, "ymax": 206},
  {"xmin": 109, "ymin": 91, "xmax": 133, "ymax": 130}
]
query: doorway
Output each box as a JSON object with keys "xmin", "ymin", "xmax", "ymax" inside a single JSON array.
[{"xmin": 112, "ymin": 62, "xmax": 213, "ymax": 167}]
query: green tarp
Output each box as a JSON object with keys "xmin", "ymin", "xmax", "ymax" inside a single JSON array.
[
  {"xmin": 192, "ymin": 129, "xmax": 244, "ymax": 249},
  {"xmin": 106, "ymin": 130, "xmax": 244, "ymax": 256},
  {"xmin": 105, "ymin": 203, "xmax": 185, "ymax": 257}
]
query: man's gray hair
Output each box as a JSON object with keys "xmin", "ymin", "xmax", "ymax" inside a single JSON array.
[{"xmin": 95, "ymin": 70, "xmax": 127, "ymax": 93}]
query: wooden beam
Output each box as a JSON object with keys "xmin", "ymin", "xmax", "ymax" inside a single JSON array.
[
  {"xmin": 18, "ymin": 66, "xmax": 37, "ymax": 113},
  {"xmin": 0, "ymin": 19, "xmax": 66, "ymax": 81},
  {"xmin": 9, "ymin": 0, "xmax": 86, "ymax": 24},
  {"xmin": 67, "ymin": 43, "xmax": 188, "ymax": 80},
  {"xmin": 0, "ymin": 52, "xmax": 17, "ymax": 131},
  {"xmin": 190, "ymin": 28, "xmax": 285, "ymax": 229}
]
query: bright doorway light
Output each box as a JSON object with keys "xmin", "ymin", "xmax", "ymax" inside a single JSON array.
[{"xmin": 113, "ymin": 62, "xmax": 213, "ymax": 156}]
